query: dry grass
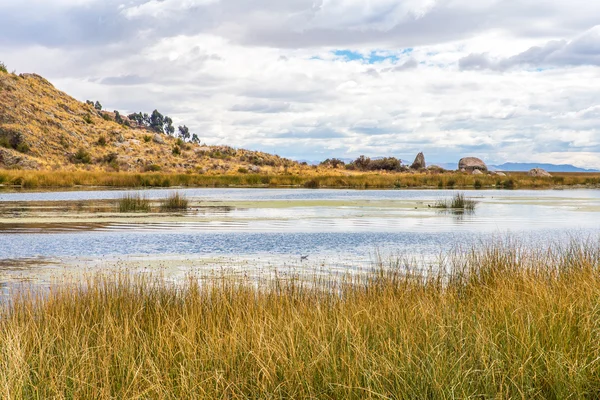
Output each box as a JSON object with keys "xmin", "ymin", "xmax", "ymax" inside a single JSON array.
[
  {"xmin": 1, "ymin": 241, "xmax": 600, "ymax": 398},
  {"xmin": 1, "ymin": 169, "xmax": 600, "ymax": 190},
  {"xmin": 0, "ymin": 72, "xmax": 297, "ymax": 172}
]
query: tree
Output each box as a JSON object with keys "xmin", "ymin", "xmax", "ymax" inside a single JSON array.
[
  {"xmin": 150, "ymin": 110, "xmax": 164, "ymax": 133},
  {"xmin": 94, "ymin": 101, "xmax": 102, "ymax": 111},
  {"xmin": 164, "ymin": 116, "xmax": 174, "ymax": 136},
  {"xmin": 191, "ymin": 133, "xmax": 200, "ymax": 144},
  {"xmin": 178, "ymin": 125, "xmax": 191, "ymax": 141},
  {"xmin": 114, "ymin": 110, "xmax": 124, "ymax": 124}
]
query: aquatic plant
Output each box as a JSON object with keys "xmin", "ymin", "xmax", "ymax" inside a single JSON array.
[
  {"xmin": 160, "ymin": 192, "xmax": 188, "ymax": 211},
  {"xmin": 118, "ymin": 192, "xmax": 151, "ymax": 212},
  {"xmin": 1, "ymin": 240, "xmax": 600, "ymax": 398},
  {"xmin": 434, "ymin": 192, "xmax": 476, "ymax": 210}
]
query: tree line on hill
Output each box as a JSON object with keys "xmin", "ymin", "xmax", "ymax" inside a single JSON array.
[{"xmin": 86, "ymin": 100, "xmax": 200, "ymax": 143}]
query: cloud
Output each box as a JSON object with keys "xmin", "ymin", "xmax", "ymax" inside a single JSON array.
[
  {"xmin": 122, "ymin": 0, "xmax": 220, "ymax": 18},
  {"xmin": 2, "ymin": 0, "xmax": 600, "ymax": 168},
  {"xmin": 460, "ymin": 26, "xmax": 600, "ymax": 70}
]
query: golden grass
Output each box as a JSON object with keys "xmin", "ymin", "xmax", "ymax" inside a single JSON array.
[
  {"xmin": 1, "ymin": 169, "xmax": 600, "ymax": 189},
  {"xmin": 2, "ymin": 241, "xmax": 600, "ymax": 398}
]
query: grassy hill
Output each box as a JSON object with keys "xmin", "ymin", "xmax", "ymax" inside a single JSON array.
[{"xmin": 0, "ymin": 70, "xmax": 299, "ymax": 173}]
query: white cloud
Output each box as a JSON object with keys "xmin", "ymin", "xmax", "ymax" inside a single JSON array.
[
  {"xmin": 122, "ymin": 0, "xmax": 220, "ymax": 18},
  {"xmin": 2, "ymin": 0, "xmax": 600, "ymax": 168}
]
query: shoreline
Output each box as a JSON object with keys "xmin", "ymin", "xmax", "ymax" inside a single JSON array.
[{"xmin": 1, "ymin": 170, "xmax": 600, "ymax": 191}]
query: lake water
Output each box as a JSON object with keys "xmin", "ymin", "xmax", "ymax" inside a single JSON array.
[{"xmin": 1, "ymin": 188, "xmax": 599, "ymax": 288}]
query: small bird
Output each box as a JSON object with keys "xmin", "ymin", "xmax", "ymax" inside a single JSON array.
[{"xmin": 300, "ymin": 255, "xmax": 308, "ymax": 262}]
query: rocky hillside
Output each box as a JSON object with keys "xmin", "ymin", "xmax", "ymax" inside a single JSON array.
[{"xmin": 0, "ymin": 70, "xmax": 298, "ymax": 173}]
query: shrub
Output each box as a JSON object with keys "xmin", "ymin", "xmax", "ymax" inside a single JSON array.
[
  {"xmin": 474, "ymin": 179, "xmax": 482, "ymax": 189},
  {"xmin": 103, "ymin": 153, "xmax": 118, "ymax": 163},
  {"xmin": 0, "ymin": 61, "xmax": 7, "ymax": 73},
  {"xmin": 16, "ymin": 142, "xmax": 30, "ymax": 153},
  {"xmin": 83, "ymin": 114, "xmax": 93, "ymax": 124},
  {"xmin": 503, "ymin": 179, "xmax": 515, "ymax": 189},
  {"xmin": 73, "ymin": 148, "xmax": 92, "ymax": 164},
  {"xmin": 143, "ymin": 135, "xmax": 152, "ymax": 143},
  {"xmin": 144, "ymin": 164, "xmax": 161, "ymax": 172},
  {"xmin": 346, "ymin": 155, "xmax": 405, "ymax": 172},
  {"xmin": 172, "ymin": 146, "xmax": 181, "ymax": 156},
  {"xmin": 238, "ymin": 167, "xmax": 248, "ymax": 174},
  {"xmin": 101, "ymin": 113, "xmax": 111, "ymax": 121},
  {"xmin": 320, "ymin": 158, "xmax": 345, "ymax": 168},
  {"xmin": 304, "ymin": 179, "xmax": 320, "ymax": 189},
  {"xmin": 160, "ymin": 192, "xmax": 188, "ymax": 211},
  {"xmin": 97, "ymin": 136, "xmax": 107, "ymax": 146}
]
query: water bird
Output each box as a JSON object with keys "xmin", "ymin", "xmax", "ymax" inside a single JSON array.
[{"xmin": 300, "ymin": 255, "xmax": 308, "ymax": 262}]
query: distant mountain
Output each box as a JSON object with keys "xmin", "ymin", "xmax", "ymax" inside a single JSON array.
[{"xmin": 491, "ymin": 163, "xmax": 599, "ymax": 172}]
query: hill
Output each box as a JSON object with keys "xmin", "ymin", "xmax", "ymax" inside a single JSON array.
[
  {"xmin": 0, "ymin": 70, "xmax": 298, "ymax": 173},
  {"xmin": 490, "ymin": 163, "xmax": 599, "ymax": 173}
]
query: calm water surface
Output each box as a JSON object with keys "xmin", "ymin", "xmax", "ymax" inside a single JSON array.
[{"xmin": 1, "ymin": 188, "xmax": 599, "ymax": 287}]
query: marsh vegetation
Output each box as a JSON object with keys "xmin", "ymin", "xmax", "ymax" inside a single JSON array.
[
  {"xmin": 1, "ymin": 241, "xmax": 600, "ymax": 398},
  {"xmin": 434, "ymin": 192, "xmax": 477, "ymax": 210},
  {"xmin": 160, "ymin": 192, "xmax": 189, "ymax": 211},
  {"xmin": 117, "ymin": 193, "xmax": 151, "ymax": 212},
  {"xmin": 1, "ymin": 170, "xmax": 599, "ymax": 190}
]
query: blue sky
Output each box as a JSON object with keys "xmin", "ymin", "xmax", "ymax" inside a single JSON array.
[{"xmin": 1, "ymin": 0, "xmax": 600, "ymax": 167}]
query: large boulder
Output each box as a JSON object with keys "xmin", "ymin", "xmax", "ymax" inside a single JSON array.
[
  {"xmin": 458, "ymin": 157, "xmax": 487, "ymax": 172},
  {"xmin": 153, "ymin": 134, "xmax": 165, "ymax": 144},
  {"xmin": 528, "ymin": 168, "xmax": 552, "ymax": 177},
  {"xmin": 410, "ymin": 152, "xmax": 426, "ymax": 169}
]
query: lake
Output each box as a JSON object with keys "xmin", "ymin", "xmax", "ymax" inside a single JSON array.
[{"xmin": 1, "ymin": 188, "xmax": 599, "ymax": 289}]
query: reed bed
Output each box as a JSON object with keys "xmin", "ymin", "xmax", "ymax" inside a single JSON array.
[
  {"xmin": 434, "ymin": 192, "xmax": 477, "ymax": 210},
  {"xmin": 2, "ymin": 240, "xmax": 600, "ymax": 398},
  {"xmin": 160, "ymin": 192, "xmax": 188, "ymax": 211},
  {"xmin": 1, "ymin": 169, "xmax": 599, "ymax": 189},
  {"xmin": 117, "ymin": 192, "xmax": 151, "ymax": 212}
]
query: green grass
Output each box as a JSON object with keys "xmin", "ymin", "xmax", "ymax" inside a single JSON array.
[
  {"xmin": 1, "ymin": 241, "xmax": 600, "ymax": 398},
  {"xmin": 434, "ymin": 192, "xmax": 477, "ymax": 210},
  {"xmin": 160, "ymin": 192, "xmax": 188, "ymax": 211},
  {"xmin": 118, "ymin": 192, "xmax": 151, "ymax": 212}
]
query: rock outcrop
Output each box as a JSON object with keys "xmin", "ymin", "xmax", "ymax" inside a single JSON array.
[
  {"xmin": 528, "ymin": 168, "xmax": 552, "ymax": 177},
  {"xmin": 410, "ymin": 152, "xmax": 426, "ymax": 169},
  {"xmin": 458, "ymin": 157, "xmax": 488, "ymax": 172},
  {"xmin": 472, "ymin": 169, "xmax": 483, "ymax": 175}
]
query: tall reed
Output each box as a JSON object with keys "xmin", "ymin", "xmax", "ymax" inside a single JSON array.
[
  {"xmin": 1, "ymin": 241, "xmax": 600, "ymax": 398},
  {"xmin": 118, "ymin": 192, "xmax": 151, "ymax": 212},
  {"xmin": 434, "ymin": 192, "xmax": 477, "ymax": 210},
  {"xmin": 160, "ymin": 192, "xmax": 188, "ymax": 211}
]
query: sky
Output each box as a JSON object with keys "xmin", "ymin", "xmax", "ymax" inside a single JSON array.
[{"xmin": 1, "ymin": 0, "xmax": 600, "ymax": 167}]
